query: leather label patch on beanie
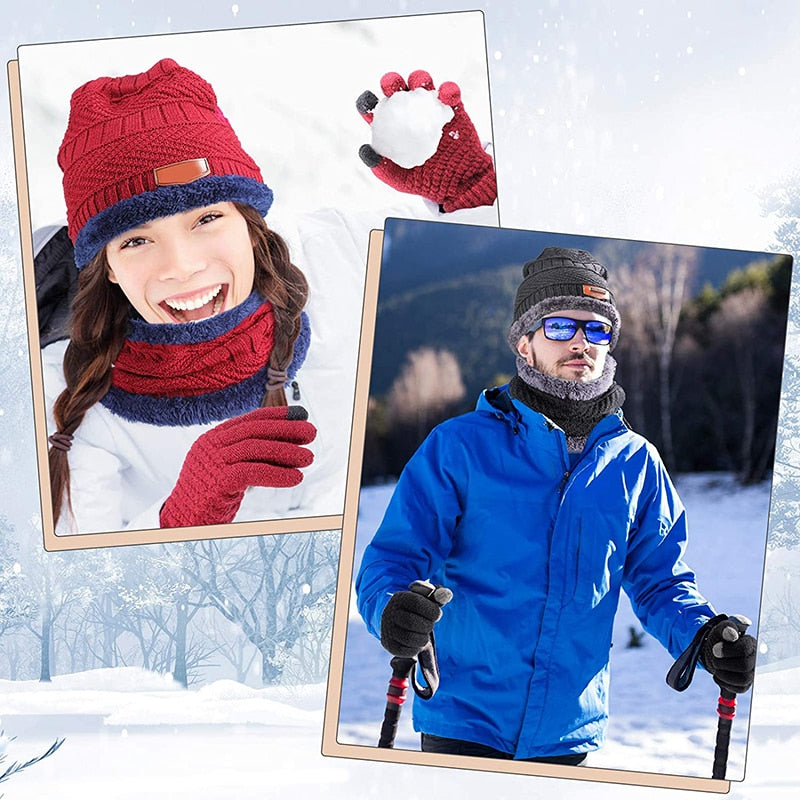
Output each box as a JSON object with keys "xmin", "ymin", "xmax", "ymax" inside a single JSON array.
[
  {"xmin": 154, "ymin": 158, "xmax": 211, "ymax": 186},
  {"xmin": 582, "ymin": 284, "xmax": 611, "ymax": 300}
]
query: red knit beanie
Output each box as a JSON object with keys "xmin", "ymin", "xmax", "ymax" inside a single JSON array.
[{"xmin": 58, "ymin": 58, "xmax": 273, "ymax": 269}]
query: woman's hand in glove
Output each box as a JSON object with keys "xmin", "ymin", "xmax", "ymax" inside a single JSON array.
[
  {"xmin": 160, "ymin": 406, "xmax": 316, "ymax": 529},
  {"xmin": 356, "ymin": 69, "xmax": 497, "ymax": 213}
]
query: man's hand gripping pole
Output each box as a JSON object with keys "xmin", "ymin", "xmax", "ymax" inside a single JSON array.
[{"xmin": 377, "ymin": 580, "xmax": 453, "ymax": 749}]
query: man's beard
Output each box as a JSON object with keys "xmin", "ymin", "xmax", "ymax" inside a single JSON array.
[{"xmin": 531, "ymin": 352, "xmax": 597, "ymax": 380}]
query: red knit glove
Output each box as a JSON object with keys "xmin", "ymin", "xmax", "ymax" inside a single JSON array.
[
  {"xmin": 160, "ymin": 406, "xmax": 316, "ymax": 528},
  {"xmin": 356, "ymin": 70, "xmax": 497, "ymax": 213}
]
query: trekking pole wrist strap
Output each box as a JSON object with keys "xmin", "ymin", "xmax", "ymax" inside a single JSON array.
[
  {"xmin": 666, "ymin": 614, "xmax": 728, "ymax": 692},
  {"xmin": 411, "ymin": 634, "xmax": 441, "ymax": 700}
]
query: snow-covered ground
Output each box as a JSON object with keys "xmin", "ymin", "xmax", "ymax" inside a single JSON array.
[
  {"xmin": 2, "ymin": 474, "xmax": 789, "ymax": 798},
  {"xmin": 0, "ymin": 670, "xmax": 337, "ymax": 798},
  {"xmin": 2, "ymin": 657, "xmax": 799, "ymax": 799},
  {"xmin": 2, "ymin": 656, "xmax": 799, "ymax": 798}
]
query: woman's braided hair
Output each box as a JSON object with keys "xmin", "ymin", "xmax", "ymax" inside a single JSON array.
[{"xmin": 48, "ymin": 203, "xmax": 308, "ymax": 528}]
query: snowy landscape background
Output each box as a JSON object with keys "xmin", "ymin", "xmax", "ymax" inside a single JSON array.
[{"xmin": 2, "ymin": 2, "xmax": 800, "ymax": 798}]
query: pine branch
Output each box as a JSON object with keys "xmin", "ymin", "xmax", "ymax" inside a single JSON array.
[{"xmin": 0, "ymin": 736, "xmax": 66, "ymax": 785}]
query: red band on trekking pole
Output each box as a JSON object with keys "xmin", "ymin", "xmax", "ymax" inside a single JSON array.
[
  {"xmin": 717, "ymin": 694, "xmax": 736, "ymax": 721},
  {"xmin": 386, "ymin": 676, "xmax": 409, "ymax": 706}
]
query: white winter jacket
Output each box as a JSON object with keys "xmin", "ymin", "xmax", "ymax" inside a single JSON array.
[{"xmin": 43, "ymin": 338, "xmax": 342, "ymax": 535}]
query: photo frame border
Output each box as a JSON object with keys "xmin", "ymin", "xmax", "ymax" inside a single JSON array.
[
  {"xmin": 319, "ymin": 226, "xmax": 763, "ymax": 793},
  {"xmin": 9, "ymin": 57, "xmax": 346, "ymax": 551},
  {"xmin": 8, "ymin": 8, "xmax": 497, "ymax": 551}
]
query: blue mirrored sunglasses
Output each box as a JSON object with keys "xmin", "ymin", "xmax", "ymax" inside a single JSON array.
[{"xmin": 529, "ymin": 316, "xmax": 613, "ymax": 346}]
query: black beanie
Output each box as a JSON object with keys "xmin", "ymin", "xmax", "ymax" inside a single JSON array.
[{"xmin": 507, "ymin": 247, "xmax": 621, "ymax": 351}]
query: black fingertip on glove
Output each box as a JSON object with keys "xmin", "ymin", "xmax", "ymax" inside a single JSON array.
[
  {"xmin": 700, "ymin": 616, "xmax": 757, "ymax": 694},
  {"xmin": 358, "ymin": 143, "xmax": 382, "ymax": 168},
  {"xmin": 356, "ymin": 89, "xmax": 378, "ymax": 115},
  {"xmin": 285, "ymin": 405, "xmax": 309, "ymax": 421},
  {"xmin": 380, "ymin": 589, "xmax": 443, "ymax": 658}
]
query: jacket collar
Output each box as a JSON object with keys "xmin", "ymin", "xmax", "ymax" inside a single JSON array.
[{"xmin": 477, "ymin": 383, "xmax": 627, "ymax": 445}]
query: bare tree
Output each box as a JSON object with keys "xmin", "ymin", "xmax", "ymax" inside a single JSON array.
[
  {"xmin": 600, "ymin": 242, "xmax": 696, "ymax": 463},
  {"xmin": 0, "ymin": 520, "xmax": 34, "ymax": 642},
  {"xmin": 108, "ymin": 543, "xmax": 213, "ymax": 687},
  {"xmin": 760, "ymin": 553, "xmax": 800, "ymax": 662},
  {"xmin": 21, "ymin": 548, "xmax": 92, "ymax": 682},
  {"xmin": 386, "ymin": 347, "xmax": 466, "ymax": 435},
  {"xmin": 201, "ymin": 610, "xmax": 260, "ymax": 684},
  {"xmin": 707, "ymin": 288, "xmax": 766, "ymax": 478},
  {"xmin": 636, "ymin": 245, "xmax": 697, "ymax": 469},
  {"xmin": 608, "ymin": 254, "xmax": 656, "ymax": 432},
  {"xmin": 182, "ymin": 531, "xmax": 339, "ymax": 685},
  {"xmin": 771, "ymin": 348, "xmax": 800, "ymax": 545},
  {"xmin": 0, "ymin": 631, "xmax": 37, "ymax": 680},
  {"xmin": 760, "ymin": 170, "xmax": 800, "ymax": 544},
  {"xmin": 383, "ymin": 347, "xmax": 467, "ymax": 473},
  {"xmin": 282, "ymin": 591, "xmax": 335, "ymax": 684}
]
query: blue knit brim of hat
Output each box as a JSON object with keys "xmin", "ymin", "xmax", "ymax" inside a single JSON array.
[{"xmin": 73, "ymin": 174, "xmax": 273, "ymax": 269}]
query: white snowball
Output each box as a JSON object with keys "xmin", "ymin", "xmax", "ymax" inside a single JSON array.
[{"xmin": 370, "ymin": 88, "xmax": 454, "ymax": 169}]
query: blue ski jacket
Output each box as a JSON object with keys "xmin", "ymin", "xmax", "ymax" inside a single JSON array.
[{"xmin": 356, "ymin": 385, "xmax": 716, "ymax": 758}]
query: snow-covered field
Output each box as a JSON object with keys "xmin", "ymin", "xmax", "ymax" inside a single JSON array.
[
  {"xmin": 0, "ymin": 670, "xmax": 336, "ymax": 798},
  {"xmin": 2, "ymin": 656, "xmax": 799, "ymax": 799},
  {"xmin": 3, "ymin": 474, "xmax": 795, "ymax": 798}
]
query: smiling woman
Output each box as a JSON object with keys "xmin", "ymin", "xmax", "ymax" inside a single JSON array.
[
  {"xmin": 44, "ymin": 58, "xmax": 319, "ymax": 535},
  {"xmin": 104, "ymin": 203, "xmax": 256, "ymax": 325}
]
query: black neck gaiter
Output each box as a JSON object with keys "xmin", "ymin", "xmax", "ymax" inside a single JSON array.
[{"xmin": 510, "ymin": 354, "xmax": 625, "ymax": 451}]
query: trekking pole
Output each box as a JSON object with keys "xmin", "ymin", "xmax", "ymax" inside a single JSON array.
[
  {"xmin": 377, "ymin": 580, "xmax": 453, "ymax": 749},
  {"xmin": 378, "ymin": 655, "xmax": 416, "ymax": 749},
  {"xmin": 710, "ymin": 616, "xmax": 751, "ymax": 780},
  {"xmin": 666, "ymin": 613, "xmax": 751, "ymax": 780},
  {"xmin": 712, "ymin": 688, "xmax": 737, "ymax": 779}
]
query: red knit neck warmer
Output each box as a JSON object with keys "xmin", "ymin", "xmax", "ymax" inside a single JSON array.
[{"xmin": 111, "ymin": 300, "xmax": 275, "ymax": 397}]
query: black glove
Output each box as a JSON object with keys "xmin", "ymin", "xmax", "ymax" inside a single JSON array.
[
  {"xmin": 700, "ymin": 614, "xmax": 757, "ymax": 694},
  {"xmin": 380, "ymin": 589, "xmax": 443, "ymax": 658}
]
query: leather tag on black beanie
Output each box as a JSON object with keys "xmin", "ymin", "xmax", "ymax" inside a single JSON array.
[{"xmin": 582, "ymin": 285, "xmax": 611, "ymax": 300}]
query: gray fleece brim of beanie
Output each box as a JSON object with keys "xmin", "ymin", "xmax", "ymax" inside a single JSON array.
[{"xmin": 506, "ymin": 294, "xmax": 622, "ymax": 355}]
